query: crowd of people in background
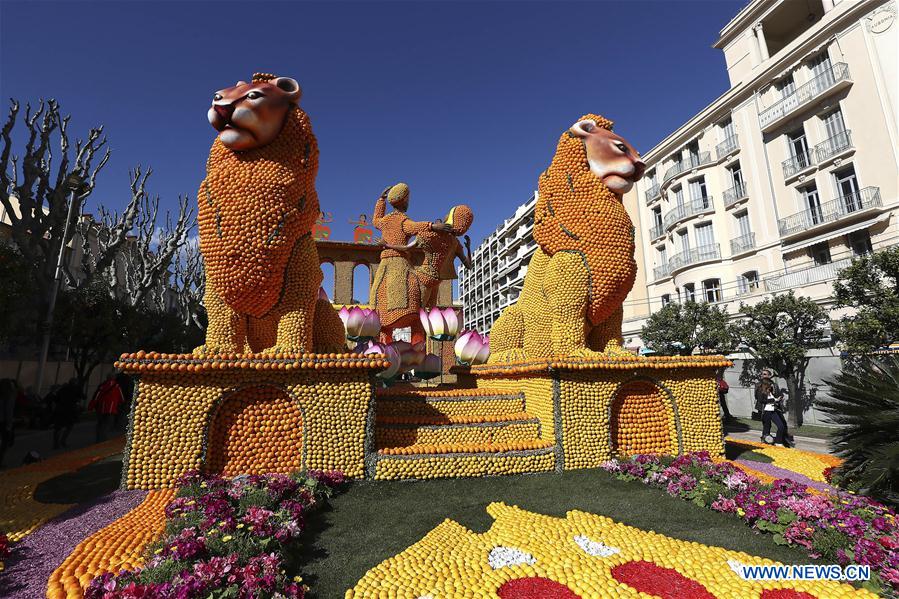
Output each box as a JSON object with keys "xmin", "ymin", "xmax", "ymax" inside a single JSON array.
[{"xmin": 0, "ymin": 371, "xmax": 132, "ymax": 467}]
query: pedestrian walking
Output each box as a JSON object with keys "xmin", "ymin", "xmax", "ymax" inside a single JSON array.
[
  {"xmin": 52, "ymin": 378, "xmax": 82, "ymax": 449},
  {"xmin": 0, "ymin": 378, "xmax": 17, "ymax": 467},
  {"xmin": 89, "ymin": 374, "xmax": 123, "ymax": 443},
  {"xmin": 754, "ymin": 369, "xmax": 791, "ymax": 447},
  {"xmin": 716, "ymin": 368, "xmax": 734, "ymax": 424}
]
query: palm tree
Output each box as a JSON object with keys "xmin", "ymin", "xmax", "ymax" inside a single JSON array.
[{"xmin": 818, "ymin": 355, "xmax": 899, "ymax": 508}]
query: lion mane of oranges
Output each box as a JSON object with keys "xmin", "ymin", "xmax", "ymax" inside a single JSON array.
[
  {"xmin": 196, "ymin": 72, "xmax": 344, "ymax": 355},
  {"xmin": 489, "ymin": 114, "xmax": 639, "ymax": 362}
]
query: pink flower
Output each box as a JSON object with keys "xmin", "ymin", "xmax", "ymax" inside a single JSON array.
[
  {"xmin": 454, "ymin": 330, "xmax": 489, "ymax": 365},
  {"xmin": 339, "ymin": 306, "xmax": 381, "ymax": 339},
  {"xmin": 419, "ymin": 307, "xmax": 460, "ymax": 341}
]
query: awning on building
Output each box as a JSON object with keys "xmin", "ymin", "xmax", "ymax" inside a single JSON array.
[{"xmin": 780, "ymin": 212, "xmax": 891, "ymax": 254}]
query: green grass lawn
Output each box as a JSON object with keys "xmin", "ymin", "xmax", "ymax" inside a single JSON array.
[{"xmin": 299, "ymin": 468, "xmax": 818, "ymax": 598}]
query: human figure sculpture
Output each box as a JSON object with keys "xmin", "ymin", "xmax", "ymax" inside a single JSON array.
[
  {"xmin": 384, "ymin": 204, "xmax": 474, "ymax": 309},
  {"xmin": 351, "ymin": 214, "xmax": 374, "ymax": 244},
  {"xmin": 488, "ymin": 115, "xmax": 645, "ymax": 362},
  {"xmin": 370, "ymin": 183, "xmax": 450, "ymax": 344},
  {"xmin": 195, "ymin": 72, "xmax": 344, "ymax": 355}
]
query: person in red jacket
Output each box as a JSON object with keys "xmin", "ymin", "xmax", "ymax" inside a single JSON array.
[{"xmin": 89, "ymin": 374, "xmax": 123, "ymax": 443}]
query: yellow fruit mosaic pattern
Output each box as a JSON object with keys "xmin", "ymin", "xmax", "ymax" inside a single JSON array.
[
  {"xmin": 348, "ymin": 502, "xmax": 875, "ymax": 599},
  {"xmin": 116, "ymin": 353, "xmax": 381, "ymax": 489},
  {"xmin": 727, "ymin": 438, "xmax": 842, "ymax": 483},
  {"xmin": 0, "ymin": 438, "xmax": 125, "ymax": 542}
]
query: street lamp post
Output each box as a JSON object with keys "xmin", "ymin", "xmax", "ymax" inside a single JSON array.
[{"xmin": 34, "ymin": 171, "xmax": 84, "ymax": 396}]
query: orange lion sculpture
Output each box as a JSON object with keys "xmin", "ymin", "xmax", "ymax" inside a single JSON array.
[
  {"xmin": 488, "ymin": 114, "xmax": 645, "ymax": 362},
  {"xmin": 196, "ymin": 72, "xmax": 343, "ymax": 355}
]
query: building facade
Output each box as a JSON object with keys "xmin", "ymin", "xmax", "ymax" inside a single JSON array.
[
  {"xmin": 623, "ymin": 0, "xmax": 898, "ymax": 345},
  {"xmin": 459, "ymin": 194, "xmax": 537, "ymax": 333}
]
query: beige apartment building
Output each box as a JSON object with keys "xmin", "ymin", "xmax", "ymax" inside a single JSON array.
[{"xmin": 622, "ymin": 0, "xmax": 898, "ymax": 346}]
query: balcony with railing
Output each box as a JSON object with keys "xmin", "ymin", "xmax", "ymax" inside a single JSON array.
[
  {"xmin": 716, "ymin": 135, "xmax": 739, "ymax": 160},
  {"xmin": 730, "ymin": 233, "xmax": 756, "ymax": 255},
  {"xmin": 663, "ymin": 197, "xmax": 714, "ymax": 230},
  {"xmin": 778, "ymin": 187, "xmax": 882, "ymax": 237},
  {"xmin": 669, "ymin": 243, "xmax": 720, "ymax": 273},
  {"xmin": 815, "ymin": 130, "xmax": 854, "ymax": 164},
  {"xmin": 723, "ymin": 182, "xmax": 749, "ymax": 208},
  {"xmin": 653, "ymin": 264, "xmax": 671, "ymax": 280},
  {"xmin": 650, "ymin": 223, "xmax": 665, "ymax": 241},
  {"xmin": 782, "ymin": 150, "xmax": 816, "ymax": 180},
  {"xmin": 644, "ymin": 183, "xmax": 661, "ymax": 205},
  {"xmin": 759, "ymin": 63, "xmax": 852, "ymax": 131},
  {"xmin": 763, "ymin": 257, "xmax": 852, "ymax": 292},
  {"xmin": 662, "ymin": 151, "xmax": 714, "ymax": 185}
]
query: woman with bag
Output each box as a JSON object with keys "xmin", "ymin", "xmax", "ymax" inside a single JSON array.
[{"xmin": 754, "ymin": 369, "xmax": 791, "ymax": 447}]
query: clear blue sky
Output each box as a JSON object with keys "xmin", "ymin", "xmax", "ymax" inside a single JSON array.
[{"xmin": 1, "ymin": 0, "xmax": 743, "ymax": 251}]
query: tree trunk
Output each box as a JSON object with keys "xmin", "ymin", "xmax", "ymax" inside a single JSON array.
[{"xmin": 785, "ymin": 376, "xmax": 803, "ymax": 428}]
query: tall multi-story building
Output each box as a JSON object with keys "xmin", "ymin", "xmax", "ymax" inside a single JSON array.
[
  {"xmin": 623, "ymin": 0, "xmax": 898, "ymax": 344},
  {"xmin": 459, "ymin": 194, "xmax": 537, "ymax": 333}
]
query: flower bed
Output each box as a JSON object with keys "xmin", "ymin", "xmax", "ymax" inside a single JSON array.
[
  {"xmin": 85, "ymin": 469, "xmax": 344, "ymax": 598},
  {"xmin": 601, "ymin": 452, "xmax": 899, "ymax": 594}
]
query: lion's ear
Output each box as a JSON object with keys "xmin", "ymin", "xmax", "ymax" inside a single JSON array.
[
  {"xmin": 569, "ymin": 119, "xmax": 597, "ymax": 138},
  {"xmin": 272, "ymin": 77, "xmax": 302, "ymax": 104}
]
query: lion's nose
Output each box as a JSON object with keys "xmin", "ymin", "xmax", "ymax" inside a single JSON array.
[
  {"xmin": 632, "ymin": 160, "xmax": 646, "ymax": 182},
  {"xmin": 214, "ymin": 104, "xmax": 234, "ymax": 121}
]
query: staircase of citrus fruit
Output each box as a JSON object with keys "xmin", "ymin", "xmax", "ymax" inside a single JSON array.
[{"xmin": 368, "ymin": 388, "xmax": 558, "ymax": 479}]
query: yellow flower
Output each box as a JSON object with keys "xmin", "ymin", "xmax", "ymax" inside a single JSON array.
[
  {"xmin": 737, "ymin": 508, "xmax": 745, "ymax": 517},
  {"xmin": 237, "ymin": 523, "xmax": 245, "ymax": 529},
  {"xmin": 222, "ymin": 535, "xmax": 233, "ymax": 542},
  {"xmin": 154, "ymin": 548, "xmax": 162, "ymax": 555},
  {"xmin": 758, "ymin": 500, "xmax": 766, "ymax": 506},
  {"xmin": 293, "ymin": 576, "xmax": 303, "ymax": 583}
]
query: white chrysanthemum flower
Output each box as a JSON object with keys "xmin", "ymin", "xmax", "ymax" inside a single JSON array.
[
  {"xmin": 488, "ymin": 546, "xmax": 537, "ymax": 569},
  {"xmin": 573, "ymin": 535, "xmax": 621, "ymax": 557}
]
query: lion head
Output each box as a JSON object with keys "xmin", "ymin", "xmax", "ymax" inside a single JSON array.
[
  {"xmin": 533, "ymin": 114, "xmax": 644, "ymax": 325},
  {"xmin": 208, "ymin": 73, "xmax": 302, "ymax": 150}
]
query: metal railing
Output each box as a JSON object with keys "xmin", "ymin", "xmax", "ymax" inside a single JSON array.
[
  {"xmin": 650, "ymin": 224, "xmax": 665, "ymax": 240},
  {"xmin": 663, "ymin": 196, "xmax": 714, "ymax": 230},
  {"xmin": 782, "ymin": 149, "xmax": 816, "ymax": 179},
  {"xmin": 778, "ymin": 187, "xmax": 882, "ymax": 236},
  {"xmin": 759, "ymin": 63, "xmax": 851, "ymax": 129},
  {"xmin": 730, "ymin": 233, "xmax": 756, "ymax": 255},
  {"xmin": 723, "ymin": 182, "xmax": 748, "ymax": 208},
  {"xmin": 662, "ymin": 151, "xmax": 714, "ymax": 184},
  {"xmin": 815, "ymin": 130, "xmax": 853, "ymax": 162},
  {"xmin": 763, "ymin": 257, "xmax": 852, "ymax": 292},
  {"xmin": 644, "ymin": 183, "xmax": 661, "ymax": 204},
  {"xmin": 653, "ymin": 264, "xmax": 670, "ymax": 280},
  {"xmin": 716, "ymin": 135, "xmax": 739, "ymax": 160},
  {"xmin": 669, "ymin": 243, "xmax": 720, "ymax": 272}
]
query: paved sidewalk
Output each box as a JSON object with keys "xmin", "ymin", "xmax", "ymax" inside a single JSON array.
[
  {"xmin": 0, "ymin": 419, "xmax": 126, "ymax": 470},
  {"xmin": 726, "ymin": 429, "xmax": 831, "ymax": 454}
]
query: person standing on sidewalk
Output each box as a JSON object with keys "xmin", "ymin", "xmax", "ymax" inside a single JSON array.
[
  {"xmin": 0, "ymin": 378, "xmax": 17, "ymax": 467},
  {"xmin": 754, "ymin": 369, "xmax": 791, "ymax": 447},
  {"xmin": 716, "ymin": 368, "xmax": 734, "ymax": 424},
  {"xmin": 53, "ymin": 379, "xmax": 82, "ymax": 449},
  {"xmin": 89, "ymin": 374, "xmax": 123, "ymax": 443}
]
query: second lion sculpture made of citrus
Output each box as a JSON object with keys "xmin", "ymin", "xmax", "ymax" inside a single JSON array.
[
  {"xmin": 489, "ymin": 114, "xmax": 645, "ymax": 362},
  {"xmin": 196, "ymin": 72, "xmax": 343, "ymax": 355}
]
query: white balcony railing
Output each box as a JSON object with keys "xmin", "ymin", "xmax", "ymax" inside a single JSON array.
[
  {"xmin": 730, "ymin": 233, "xmax": 756, "ymax": 255},
  {"xmin": 782, "ymin": 150, "xmax": 816, "ymax": 179},
  {"xmin": 716, "ymin": 135, "xmax": 739, "ymax": 160},
  {"xmin": 663, "ymin": 197, "xmax": 714, "ymax": 230},
  {"xmin": 653, "ymin": 264, "xmax": 671, "ymax": 280},
  {"xmin": 723, "ymin": 183, "xmax": 748, "ymax": 208},
  {"xmin": 669, "ymin": 243, "xmax": 720, "ymax": 273},
  {"xmin": 815, "ymin": 130, "xmax": 853, "ymax": 163},
  {"xmin": 778, "ymin": 187, "xmax": 882, "ymax": 236},
  {"xmin": 763, "ymin": 258, "xmax": 852, "ymax": 292},
  {"xmin": 645, "ymin": 183, "xmax": 661, "ymax": 205},
  {"xmin": 662, "ymin": 152, "xmax": 714, "ymax": 184},
  {"xmin": 759, "ymin": 63, "xmax": 851, "ymax": 130}
]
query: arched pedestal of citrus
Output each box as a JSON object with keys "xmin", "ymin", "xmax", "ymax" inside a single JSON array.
[
  {"xmin": 115, "ymin": 352, "xmax": 383, "ymax": 489},
  {"xmin": 204, "ymin": 385, "xmax": 304, "ymax": 476},
  {"xmin": 610, "ymin": 380, "xmax": 679, "ymax": 457}
]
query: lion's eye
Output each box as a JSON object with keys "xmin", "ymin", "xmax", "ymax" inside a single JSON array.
[
  {"xmin": 247, "ymin": 91, "xmax": 263, "ymax": 100},
  {"xmin": 213, "ymin": 93, "xmax": 222, "ymax": 102},
  {"xmin": 615, "ymin": 143, "xmax": 627, "ymax": 153}
]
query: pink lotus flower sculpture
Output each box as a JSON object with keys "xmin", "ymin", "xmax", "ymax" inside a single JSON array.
[
  {"xmin": 414, "ymin": 353, "xmax": 442, "ymax": 380},
  {"xmin": 362, "ymin": 341, "xmax": 401, "ymax": 380},
  {"xmin": 390, "ymin": 340, "xmax": 427, "ymax": 371},
  {"xmin": 338, "ymin": 306, "xmax": 381, "ymax": 341},
  {"xmin": 454, "ymin": 330, "xmax": 489, "ymax": 366},
  {"xmin": 419, "ymin": 307, "xmax": 461, "ymax": 341}
]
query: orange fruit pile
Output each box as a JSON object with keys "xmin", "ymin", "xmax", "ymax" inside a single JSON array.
[
  {"xmin": 610, "ymin": 381, "xmax": 676, "ymax": 456},
  {"xmin": 205, "ymin": 386, "xmax": 304, "ymax": 476},
  {"xmin": 47, "ymin": 489, "xmax": 175, "ymax": 598}
]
